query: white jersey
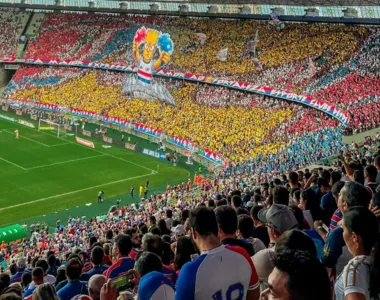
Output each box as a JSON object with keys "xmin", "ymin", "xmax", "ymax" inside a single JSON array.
[
  {"xmin": 335, "ymin": 255, "xmax": 372, "ymax": 300},
  {"xmin": 175, "ymin": 245, "xmax": 259, "ymax": 300}
]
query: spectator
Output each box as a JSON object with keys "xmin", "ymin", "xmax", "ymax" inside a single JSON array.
[
  {"xmin": 165, "ymin": 209, "xmax": 173, "ymax": 230},
  {"xmin": 215, "ymin": 205, "xmax": 255, "ymax": 256},
  {"xmin": 299, "ymin": 188, "xmax": 329, "ymax": 228},
  {"xmin": 81, "ymin": 246, "xmax": 109, "ymax": 281},
  {"xmin": 272, "ymin": 186, "xmax": 290, "ymax": 206},
  {"xmin": 173, "ymin": 236, "xmax": 197, "ymax": 274},
  {"xmin": 10, "ymin": 258, "xmax": 26, "ymax": 283},
  {"xmin": 88, "ymin": 275, "xmax": 106, "ymax": 300},
  {"xmin": 104, "ymin": 234, "xmax": 134, "ymax": 279},
  {"xmin": 364, "ymin": 165, "xmax": 378, "ymax": 197},
  {"xmin": 237, "ymin": 215, "xmax": 266, "ymax": 254},
  {"xmin": 24, "ymin": 267, "xmax": 44, "ymax": 297},
  {"xmin": 0, "ymin": 274, "xmax": 10, "ymax": 295},
  {"xmin": 322, "ymin": 182, "xmax": 371, "ymax": 278},
  {"xmin": 275, "ymin": 229, "xmax": 317, "ymax": 257},
  {"xmin": 261, "ymin": 250, "xmax": 331, "ymax": 300},
  {"xmin": 32, "ymin": 283, "xmax": 59, "ymax": 300},
  {"xmin": 57, "ymin": 258, "xmax": 88, "ymax": 300},
  {"xmin": 251, "ymin": 204, "xmax": 298, "ymax": 284},
  {"xmin": 176, "ymin": 207, "xmax": 260, "ymax": 300},
  {"xmin": 334, "ymin": 206, "xmax": 380, "ymax": 299},
  {"xmin": 47, "ymin": 255, "xmax": 58, "ymax": 278},
  {"xmin": 318, "ymin": 177, "xmax": 336, "ymax": 222},
  {"xmin": 250, "ymin": 206, "xmax": 270, "ymax": 247}
]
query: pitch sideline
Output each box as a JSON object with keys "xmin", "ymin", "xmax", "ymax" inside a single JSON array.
[{"xmin": 0, "ymin": 172, "xmax": 154, "ymax": 212}]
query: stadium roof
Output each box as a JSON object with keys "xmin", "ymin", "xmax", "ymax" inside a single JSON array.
[{"xmin": 124, "ymin": 0, "xmax": 379, "ymax": 5}]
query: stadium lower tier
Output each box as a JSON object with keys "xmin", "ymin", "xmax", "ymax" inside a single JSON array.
[{"xmin": 4, "ymin": 66, "xmax": 342, "ymax": 172}]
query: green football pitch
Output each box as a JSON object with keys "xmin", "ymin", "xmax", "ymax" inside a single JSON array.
[{"xmin": 0, "ymin": 117, "xmax": 190, "ymax": 227}]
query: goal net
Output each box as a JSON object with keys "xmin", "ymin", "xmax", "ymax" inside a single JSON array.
[{"xmin": 38, "ymin": 119, "xmax": 66, "ymax": 137}]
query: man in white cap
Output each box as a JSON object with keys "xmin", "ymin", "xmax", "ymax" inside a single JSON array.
[{"xmin": 10, "ymin": 257, "xmax": 26, "ymax": 283}]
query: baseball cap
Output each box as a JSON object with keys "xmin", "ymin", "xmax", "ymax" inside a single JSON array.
[
  {"xmin": 138, "ymin": 271, "xmax": 175, "ymax": 300},
  {"xmin": 17, "ymin": 257, "xmax": 26, "ymax": 269},
  {"xmin": 171, "ymin": 225, "xmax": 185, "ymax": 237},
  {"xmin": 258, "ymin": 204, "xmax": 298, "ymax": 235}
]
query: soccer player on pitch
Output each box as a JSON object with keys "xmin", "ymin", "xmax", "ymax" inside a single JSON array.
[{"xmin": 15, "ymin": 129, "xmax": 19, "ymax": 139}]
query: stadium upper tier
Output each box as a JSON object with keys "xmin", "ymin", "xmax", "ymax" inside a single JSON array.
[{"xmin": 2, "ymin": 13, "xmax": 380, "ymax": 164}]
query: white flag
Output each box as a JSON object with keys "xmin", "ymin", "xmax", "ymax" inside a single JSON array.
[{"xmin": 217, "ymin": 48, "xmax": 228, "ymax": 61}]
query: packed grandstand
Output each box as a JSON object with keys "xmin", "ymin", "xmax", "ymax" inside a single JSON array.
[{"xmin": 0, "ymin": 7, "xmax": 380, "ymax": 300}]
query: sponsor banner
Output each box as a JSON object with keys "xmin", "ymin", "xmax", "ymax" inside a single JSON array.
[
  {"xmin": 103, "ymin": 136, "xmax": 112, "ymax": 143},
  {"xmin": 63, "ymin": 124, "xmax": 73, "ymax": 131},
  {"xmin": 102, "ymin": 115, "xmax": 130, "ymax": 127},
  {"xmin": 31, "ymin": 114, "xmax": 38, "ymax": 120},
  {"xmin": 0, "ymin": 114, "xmax": 16, "ymax": 122},
  {"xmin": 70, "ymin": 108, "xmax": 97, "ymax": 119},
  {"xmin": 125, "ymin": 143, "xmax": 135, "ymax": 151},
  {"xmin": 142, "ymin": 148, "xmax": 166, "ymax": 160},
  {"xmin": 16, "ymin": 110, "xmax": 22, "ymax": 116},
  {"xmin": 82, "ymin": 130, "xmax": 91, "ymax": 137},
  {"xmin": 76, "ymin": 137, "xmax": 95, "ymax": 148},
  {"xmin": 198, "ymin": 148, "xmax": 222, "ymax": 164},
  {"xmin": 167, "ymin": 136, "xmax": 193, "ymax": 150},
  {"xmin": 2, "ymin": 105, "xmax": 8, "ymax": 111},
  {"xmin": 18, "ymin": 119, "xmax": 35, "ymax": 128}
]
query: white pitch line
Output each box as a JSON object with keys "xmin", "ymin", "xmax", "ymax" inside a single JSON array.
[
  {"xmin": 27, "ymin": 154, "xmax": 105, "ymax": 170},
  {"xmin": 3, "ymin": 130, "xmax": 50, "ymax": 147},
  {"xmin": 0, "ymin": 155, "xmax": 27, "ymax": 170},
  {"xmin": 0, "ymin": 172, "xmax": 154, "ymax": 211},
  {"xmin": 48, "ymin": 143, "xmax": 71, "ymax": 147}
]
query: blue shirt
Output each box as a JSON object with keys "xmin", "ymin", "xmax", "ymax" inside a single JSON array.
[
  {"xmin": 104, "ymin": 257, "xmax": 135, "ymax": 279},
  {"xmin": 57, "ymin": 281, "xmax": 88, "ymax": 300},
  {"xmin": 81, "ymin": 265, "xmax": 109, "ymax": 281},
  {"xmin": 23, "ymin": 286, "xmax": 36, "ymax": 297},
  {"xmin": 321, "ymin": 227, "xmax": 345, "ymax": 269}
]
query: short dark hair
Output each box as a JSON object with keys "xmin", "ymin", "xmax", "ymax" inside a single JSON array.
[
  {"xmin": 354, "ymin": 170, "xmax": 365, "ymax": 185},
  {"xmin": 237, "ymin": 215, "xmax": 253, "ymax": 238},
  {"xmin": 250, "ymin": 205, "xmax": 263, "ymax": 220},
  {"xmin": 106, "ymin": 230, "xmax": 113, "ymax": 240},
  {"xmin": 189, "ymin": 207, "xmax": 218, "ymax": 237},
  {"xmin": 341, "ymin": 182, "xmax": 371, "ymax": 208},
  {"xmin": 275, "ymin": 230, "xmax": 317, "ymax": 257},
  {"xmin": 66, "ymin": 258, "xmax": 82, "ymax": 280},
  {"xmin": 273, "ymin": 250, "xmax": 331, "ymax": 300},
  {"xmin": 288, "ymin": 172, "xmax": 298, "ymax": 185},
  {"xmin": 135, "ymin": 251, "xmax": 162, "ymax": 277},
  {"xmin": 215, "ymin": 205, "xmax": 238, "ymax": 235},
  {"xmin": 317, "ymin": 177, "xmax": 329, "ymax": 188},
  {"xmin": 114, "ymin": 234, "xmax": 132, "ymax": 256},
  {"xmin": 149, "ymin": 215, "xmax": 156, "ymax": 224},
  {"xmin": 89, "ymin": 236, "xmax": 97, "ymax": 247},
  {"xmin": 207, "ymin": 199, "xmax": 215, "ymax": 208},
  {"xmin": 272, "ymin": 186, "xmax": 289, "ymax": 206},
  {"xmin": 0, "ymin": 273, "xmax": 10, "ymax": 294},
  {"xmin": 142, "ymin": 233, "xmax": 162, "ymax": 258},
  {"xmin": 90, "ymin": 246, "xmax": 104, "ymax": 266},
  {"xmin": 330, "ymin": 171, "xmax": 342, "ymax": 185},
  {"xmin": 36, "ymin": 260, "xmax": 48, "ymax": 272},
  {"xmin": 32, "ymin": 267, "xmax": 44, "ymax": 279},
  {"xmin": 365, "ymin": 165, "xmax": 378, "ymax": 182},
  {"xmin": 166, "ymin": 209, "xmax": 173, "ymax": 218},
  {"xmin": 331, "ymin": 181, "xmax": 345, "ymax": 198},
  {"xmin": 232, "ymin": 195, "xmax": 242, "ymax": 208},
  {"xmin": 47, "ymin": 255, "xmax": 56, "ymax": 267},
  {"xmin": 320, "ymin": 169, "xmax": 331, "ymax": 182}
]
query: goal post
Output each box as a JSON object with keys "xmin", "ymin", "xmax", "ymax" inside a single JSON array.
[{"xmin": 38, "ymin": 119, "xmax": 66, "ymax": 137}]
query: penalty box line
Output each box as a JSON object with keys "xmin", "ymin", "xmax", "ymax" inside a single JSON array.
[
  {"xmin": 0, "ymin": 172, "xmax": 154, "ymax": 212},
  {"xmin": 3, "ymin": 130, "xmax": 69, "ymax": 148}
]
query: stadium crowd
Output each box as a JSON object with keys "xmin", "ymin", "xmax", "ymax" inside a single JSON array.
[
  {"xmin": 5, "ymin": 65, "xmax": 342, "ymax": 168},
  {"xmin": 0, "ymin": 140, "xmax": 380, "ymax": 300}
]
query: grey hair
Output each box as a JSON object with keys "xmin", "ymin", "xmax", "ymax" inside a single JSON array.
[
  {"xmin": 32, "ymin": 283, "xmax": 59, "ymax": 300},
  {"xmin": 340, "ymin": 182, "xmax": 371, "ymax": 208}
]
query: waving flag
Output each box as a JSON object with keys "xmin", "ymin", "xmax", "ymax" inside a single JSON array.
[
  {"xmin": 217, "ymin": 48, "xmax": 228, "ymax": 62},
  {"xmin": 194, "ymin": 33, "xmax": 206, "ymax": 45},
  {"xmin": 248, "ymin": 29, "xmax": 259, "ymax": 55},
  {"xmin": 309, "ymin": 57, "xmax": 316, "ymax": 77}
]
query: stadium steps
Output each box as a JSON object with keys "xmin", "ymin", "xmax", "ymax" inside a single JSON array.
[{"xmin": 17, "ymin": 12, "xmax": 45, "ymax": 59}]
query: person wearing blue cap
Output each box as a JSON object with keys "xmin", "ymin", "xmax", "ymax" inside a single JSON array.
[{"xmin": 138, "ymin": 271, "xmax": 175, "ymax": 300}]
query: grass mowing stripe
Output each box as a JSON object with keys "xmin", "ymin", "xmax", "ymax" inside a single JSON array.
[
  {"xmin": 0, "ymin": 172, "xmax": 153, "ymax": 212},
  {"xmin": 26, "ymin": 154, "xmax": 106, "ymax": 170},
  {"xmin": 0, "ymin": 155, "xmax": 27, "ymax": 170},
  {"xmin": 4, "ymin": 129, "xmax": 50, "ymax": 147}
]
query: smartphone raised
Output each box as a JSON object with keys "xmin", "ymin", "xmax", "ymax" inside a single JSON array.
[{"xmin": 110, "ymin": 273, "xmax": 134, "ymax": 292}]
